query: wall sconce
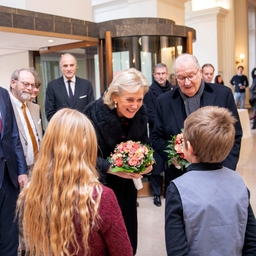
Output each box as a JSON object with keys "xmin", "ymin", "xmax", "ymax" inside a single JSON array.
[
  {"xmin": 177, "ymin": 45, "xmax": 183, "ymax": 56},
  {"xmin": 235, "ymin": 53, "xmax": 245, "ymax": 64},
  {"xmin": 170, "ymin": 47, "xmax": 175, "ymax": 59}
]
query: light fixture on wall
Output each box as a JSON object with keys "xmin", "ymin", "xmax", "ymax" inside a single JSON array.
[
  {"xmin": 235, "ymin": 53, "xmax": 245, "ymax": 64},
  {"xmin": 177, "ymin": 45, "xmax": 182, "ymax": 56}
]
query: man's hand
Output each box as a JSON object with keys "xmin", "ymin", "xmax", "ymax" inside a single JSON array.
[{"xmin": 18, "ymin": 174, "xmax": 28, "ymax": 188}]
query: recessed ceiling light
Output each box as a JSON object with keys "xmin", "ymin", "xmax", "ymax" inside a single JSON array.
[{"xmin": 48, "ymin": 39, "xmax": 54, "ymax": 43}]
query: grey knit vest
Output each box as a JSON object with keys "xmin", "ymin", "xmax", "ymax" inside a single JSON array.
[{"xmin": 173, "ymin": 168, "xmax": 248, "ymax": 256}]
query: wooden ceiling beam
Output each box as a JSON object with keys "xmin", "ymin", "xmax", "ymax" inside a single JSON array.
[{"xmin": 39, "ymin": 40, "xmax": 98, "ymax": 54}]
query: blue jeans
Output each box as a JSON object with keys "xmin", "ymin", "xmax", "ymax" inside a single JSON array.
[{"xmin": 234, "ymin": 92, "xmax": 245, "ymax": 109}]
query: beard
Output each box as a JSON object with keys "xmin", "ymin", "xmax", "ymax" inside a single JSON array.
[{"xmin": 19, "ymin": 91, "xmax": 31, "ymax": 101}]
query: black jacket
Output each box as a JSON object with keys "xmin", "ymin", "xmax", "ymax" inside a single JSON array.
[{"xmin": 152, "ymin": 82, "xmax": 242, "ymax": 173}]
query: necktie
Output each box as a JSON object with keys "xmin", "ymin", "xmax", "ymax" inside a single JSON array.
[
  {"xmin": 21, "ymin": 103, "xmax": 38, "ymax": 158},
  {"xmin": 67, "ymin": 80, "xmax": 74, "ymax": 104}
]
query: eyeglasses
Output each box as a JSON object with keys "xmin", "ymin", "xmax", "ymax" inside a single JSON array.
[
  {"xmin": 176, "ymin": 69, "xmax": 199, "ymax": 83},
  {"xmin": 15, "ymin": 80, "xmax": 35, "ymax": 88}
]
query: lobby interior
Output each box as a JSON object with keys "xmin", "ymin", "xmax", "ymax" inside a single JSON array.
[{"xmin": 1, "ymin": 1, "xmax": 256, "ymax": 255}]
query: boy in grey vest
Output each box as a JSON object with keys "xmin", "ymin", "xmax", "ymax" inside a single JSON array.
[{"xmin": 165, "ymin": 106, "xmax": 256, "ymax": 256}]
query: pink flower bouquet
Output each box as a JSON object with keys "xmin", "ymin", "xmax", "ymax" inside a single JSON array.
[
  {"xmin": 108, "ymin": 140, "xmax": 154, "ymax": 174},
  {"xmin": 165, "ymin": 130, "xmax": 190, "ymax": 171}
]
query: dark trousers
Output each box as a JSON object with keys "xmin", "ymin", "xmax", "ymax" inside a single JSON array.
[
  {"xmin": 0, "ymin": 165, "xmax": 19, "ymax": 256},
  {"xmin": 150, "ymin": 174, "xmax": 162, "ymax": 196}
]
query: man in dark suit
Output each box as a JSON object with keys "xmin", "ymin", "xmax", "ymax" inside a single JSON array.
[
  {"xmin": 152, "ymin": 54, "xmax": 242, "ymax": 190},
  {"xmin": 144, "ymin": 63, "xmax": 173, "ymax": 207},
  {"xmin": 0, "ymin": 86, "xmax": 28, "ymax": 256},
  {"xmin": 45, "ymin": 53, "xmax": 95, "ymax": 121}
]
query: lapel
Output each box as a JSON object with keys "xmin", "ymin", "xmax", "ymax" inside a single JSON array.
[
  {"xmin": 26, "ymin": 101, "xmax": 43, "ymax": 141},
  {"xmin": 10, "ymin": 99, "xmax": 28, "ymax": 143},
  {"xmin": 58, "ymin": 78, "xmax": 72, "ymax": 107},
  {"xmin": 73, "ymin": 77, "xmax": 82, "ymax": 106},
  {"xmin": 170, "ymin": 89, "xmax": 186, "ymax": 130},
  {"xmin": 201, "ymin": 83, "xmax": 216, "ymax": 106},
  {"xmin": 151, "ymin": 83, "xmax": 163, "ymax": 98}
]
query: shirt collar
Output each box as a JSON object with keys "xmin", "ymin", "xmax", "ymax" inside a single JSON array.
[
  {"xmin": 63, "ymin": 76, "xmax": 76, "ymax": 83},
  {"xmin": 186, "ymin": 162, "xmax": 223, "ymax": 172},
  {"xmin": 10, "ymin": 92, "xmax": 24, "ymax": 109}
]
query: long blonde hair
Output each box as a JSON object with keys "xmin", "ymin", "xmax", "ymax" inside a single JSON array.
[{"xmin": 17, "ymin": 108, "xmax": 102, "ymax": 256}]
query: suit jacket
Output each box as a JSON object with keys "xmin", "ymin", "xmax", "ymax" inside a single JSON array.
[
  {"xmin": 0, "ymin": 87, "xmax": 27, "ymax": 188},
  {"xmin": 11, "ymin": 99, "xmax": 43, "ymax": 165},
  {"xmin": 144, "ymin": 80, "xmax": 172, "ymax": 174},
  {"xmin": 152, "ymin": 82, "xmax": 242, "ymax": 171},
  {"xmin": 45, "ymin": 76, "xmax": 95, "ymax": 121}
]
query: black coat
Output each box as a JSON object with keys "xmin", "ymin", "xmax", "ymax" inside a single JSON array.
[
  {"xmin": 152, "ymin": 82, "xmax": 242, "ymax": 178},
  {"xmin": 144, "ymin": 80, "xmax": 172, "ymax": 174},
  {"xmin": 85, "ymin": 98, "xmax": 149, "ymax": 255}
]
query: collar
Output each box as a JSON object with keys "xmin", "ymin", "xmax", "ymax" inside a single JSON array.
[
  {"xmin": 63, "ymin": 76, "xmax": 76, "ymax": 83},
  {"xmin": 10, "ymin": 92, "xmax": 24, "ymax": 109},
  {"xmin": 186, "ymin": 162, "xmax": 223, "ymax": 172}
]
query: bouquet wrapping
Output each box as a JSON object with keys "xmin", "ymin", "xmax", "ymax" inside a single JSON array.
[
  {"xmin": 107, "ymin": 140, "xmax": 155, "ymax": 190},
  {"xmin": 165, "ymin": 130, "xmax": 190, "ymax": 171}
]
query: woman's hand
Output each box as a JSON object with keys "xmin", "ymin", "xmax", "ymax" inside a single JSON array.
[
  {"xmin": 107, "ymin": 164, "xmax": 153, "ymax": 179},
  {"xmin": 140, "ymin": 164, "xmax": 153, "ymax": 175}
]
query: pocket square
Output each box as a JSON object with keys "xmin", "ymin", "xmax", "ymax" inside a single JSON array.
[{"xmin": 79, "ymin": 95, "xmax": 87, "ymax": 99}]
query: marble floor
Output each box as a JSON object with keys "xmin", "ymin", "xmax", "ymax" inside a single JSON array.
[{"xmin": 136, "ymin": 127, "xmax": 256, "ymax": 256}]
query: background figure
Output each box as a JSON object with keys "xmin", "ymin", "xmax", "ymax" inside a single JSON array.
[
  {"xmin": 45, "ymin": 53, "xmax": 95, "ymax": 121},
  {"xmin": 202, "ymin": 63, "xmax": 215, "ymax": 83},
  {"xmin": 214, "ymin": 74, "xmax": 224, "ymax": 85},
  {"xmin": 250, "ymin": 67, "xmax": 256, "ymax": 129},
  {"xmin": 144, "ymin": 63, "xmax": 171, "ymax": 206},
  {"xmin": 0, "ymin": 87, "xmax": 28, "ymax": 256},
  {"xmin": 85, "ymin": 68, "xmax": 152, "ymax": 255},
  {"xmin": 29, "ymin": 67, "xmax": 41, "ymax": 102},
  {"xmin": 17, "ymin": 108, "xmax": 133, "ymax": 256},
  {"xmin": 152, "ymin": 54, "xmax": 242, "ymax": 194},
  {"xmin": 165, "ymin": 106, "xmax": 256, "ymax": 255},
  {"xmin": 9, "ymin": 68, "xmax": 43, "ymax": 256},
  {"xmin": 168, "ymin": 73, "xmax": 178, "ymax": 88},
  {"xmin": 230, "ymin": 65, "xmax": 249, "ymax": 109}
]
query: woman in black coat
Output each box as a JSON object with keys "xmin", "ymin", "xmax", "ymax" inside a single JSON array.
[{"xmin": 85, "ymin": 68, "xmax": 152, "ymax": 255}]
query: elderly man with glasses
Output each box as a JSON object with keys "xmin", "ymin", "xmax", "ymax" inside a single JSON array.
[
  {"xmin": 9, "ymin": 68, "xmax": 43, "ymax": 256},
  {"xmin": 151, "ymin": 54, "xmax": 242, "ymax": 191}
]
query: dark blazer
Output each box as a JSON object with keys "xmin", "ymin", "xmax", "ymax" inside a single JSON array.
[
  {"xmin": 0, "ymin": 87, "xmax": 27, "ymax": 188},
  {"xmin": 152, "ymin": 82, "xmax": 242, "ymax": 173},
  {"xmin": 45, "ymin": 76, "xmax": 94, "ymax": 121},
  {"xmin": 144, "ymin": 81, "xmax": 172, "ymax": 174},
  {"xmin": 85, "ymin": 98, "xmax": 148, "ymax": 255}
]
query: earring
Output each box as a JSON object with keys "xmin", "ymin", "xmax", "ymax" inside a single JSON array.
[{"xmin": 114, "ymin": 102, "xmax": 117, "ymax": 108}]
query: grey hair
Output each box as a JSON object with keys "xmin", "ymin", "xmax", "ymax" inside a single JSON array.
[
  {"xmin": 153, "ymin": 63, "xmax": 168, "ymax": 73},
  {"xmin": 173, "ymin": 54, "xmax": 200, "ymax": 75},
  {"xmin": 10, "ymin": 68, "xmax": 34, "ymax": 90},
  {"xmin": 103, "ymin": 68, "xmax": 149, "ymax": 110},
  {"xmin": 59, "ymin": 53, "xmax": 77, "ymax": 68}
]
